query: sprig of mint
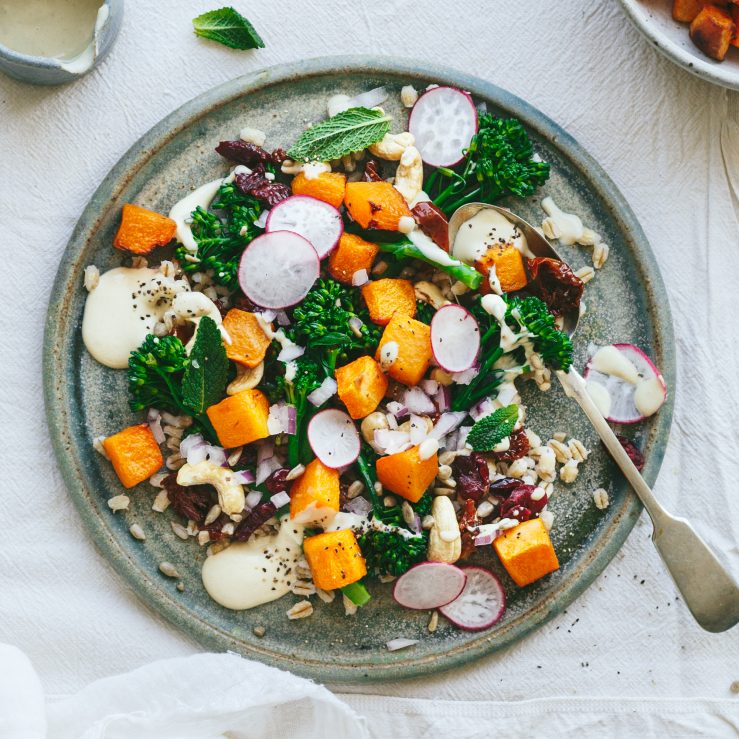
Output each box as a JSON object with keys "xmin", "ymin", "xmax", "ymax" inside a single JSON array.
[
  {"xmin": 182, "ymin": 316, "xmax": 229, "ymax": 415},
  {"xmin": 192, "ymin": 7, "xmax": 264, "ymax": 50},
  {"xmin": 287, "ymin": 107, "xmax": 391, "ymax": 162},
  {"xmin": 466, "ymin": 404, "xmax": 519, "ymax": 451}
]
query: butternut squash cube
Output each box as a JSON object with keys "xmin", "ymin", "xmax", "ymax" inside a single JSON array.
[
  {"xmin": 103, "ymin": 423, "xmax": 164, "ymax": 489},
  {"xmin": 290, "ymin": 458, "xmax": 340, "ymax": 524},
  {"xmin": 731, "ymin": 5, "xmax": 739, "ymax": 46},
  {"xmin": 291, "ymin": 171, "xmax": 347, "ymax": 208},
  {"xmin": 222, "ymin": 309, "xmax": 271, "ymax": 368},
  {"xmin": 493, "ymin": 517, "xmax": 560, "ymax": 587},
  {"xmin": 328, "ymin": 233, "xmax": 379, "ymax": 284},
  {"xmin": 375, "ymin": 315, "xmax": 432, "ymax": 386},
  {"xmin": 376, "ymin": 444, "xmax": 438, "ymax": 503},
  {"xmin": 113, "ymin": 204, "xmax": 177, "ymax": 255},
  {"xmin": 362, "ymin": 278, "xmax": 416, "ymax": 325},
  {"xmin": 206, "ymin": 388, "xmax": 270, "ymax": 448},
  {"xmin": 477, "ymin": 244, "xmax": 528, "ymax": 294},
  {"xmin": 335, "ymin": 356, "xmax": 388, "ymax": 419},
  {"xmin": 672, "ymin": 0, "xmax": 709, "ymax": 22},
  {"xmin": 303, "ymin": 529, "xmax": 367, "ymax": 590},
  {"xmin": 344, "ymin": 181, "xmax": 413, "ymax": 231},
  {"xmin": 690, "ymin": 5, "xmax": 736, "ymax": 60}
]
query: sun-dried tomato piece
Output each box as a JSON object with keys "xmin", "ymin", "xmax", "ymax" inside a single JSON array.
[
  {"xmin": 265, "ymin": 468, "xmax": 290, "ymax": 494},
  {"xmin": 615, "ymin": 434, "xmax": 645, "ymax": 471},
  {"xmin": 492, "ymin": 429, "xmax": 530, "ymax": 462},
  {"xmin": 498, "ymin": 483, "xmax": 547, "ymax": 522},
  {"xmin": 271, "ymin": 148, "xmax": 288, "ymax": 165},
  {"xmin": 459, "ymin": 498, "xmax": 479, "ymax": 560},
  {"xmin": 162, "ymin": 473, "xmax": 216, "ymax": 524},
  {"xmin": 526, "ymin": 257, "xmax": 584, "ymax": 316},
  {"xmin": 411, "ymin": 201, "xmax": 449, "ymax": 251},
  {"xmin": 453, "ymin": 452, "xmax": 490, "ymax": 501},
  {"xmin": 362, "ymin": 159, "xmax": 384, "ymax": 182},
  {"xmin": 234, "ymin": 168, "xmax": 269, "ymax": 193},
  {"xmin": 232, "ymin": 501, "xmax": 277, "ymax": 542},
  {"xmin": 489, "ymin": 477, "xmax": 523, "ymax": 497},
  {"xmin": 250, "ymin": 182, "xmax": 291, "ymax": 207},
  {"xmin": 215, "ymin": 140, "xmax": 272, "ymax": 167}
]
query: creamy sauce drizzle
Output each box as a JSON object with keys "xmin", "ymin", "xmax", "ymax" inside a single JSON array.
[
  {"xmin": 591, "ymin": 345, "xmax": 639, "ymax": 384},
  {"xmin": 586, "ymin": 380, "xmax": 612, "ymax": 417},
  {"xmin": 453, "ymin": 209, "xmax": 531, "ymax": 264},
  {"xmin": 201, "ymin": 518, "xmax": 305, "ymax": 611},
  {"xmin": 407, "ymin": 228, "xmax": 460, "ymax": 268},
  {"xmin": 634, "ymin": 377, "xmax": 666, "ymax": 416},
  {"xmin": 541, "ymin": 196, "xmax": 600, "ymax": 247}
]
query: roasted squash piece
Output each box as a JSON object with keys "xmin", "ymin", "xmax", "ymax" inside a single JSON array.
[
  {"xmin": 291, "ymin": 171, "xmax": 347, "ymax": 208},
  {"xmin": 303, "ymin": 529, "xmax": 367, "ymax": 590},
  {"xmin": 690, "ymin": 5, "xmax": 736, "ymax": 60},
  {"xmin": 477, "ymin": 244, "xmax": 528, "ymax": 294},
  {"xmin": 289, "ymin": 458, "xmax": 340, "ymax": 525},
  {"xmin": 376, "ymin": 445, "xmax": 438, "ymax": 503},
  {"xmin": 493, "ymin": 517, "xmax": 559, "ymax": 587},
  {"xmin": 335, "ymin": 355, "xmax": 388, "ymax": 419},
  {"xmin": 113, "ymin": 204, "xmax": 177, "ymax": 255},
  {"xmin": 103, "ymin": 423, "xmax": 164, "ymax": 489},
  {"xmin": 328, "ymin": 233, "xmax": 379, "ymax": 284},
  {"xmin": 375, "ymin": 315, "xmax": 432, "ymax": 386},
  {"xmin": 673, "ymin": 0, "xmax": 710, "ymax": 23},
  {"xmin": 206, "ymin": 388, "xmax": 270, "ymax": 448},
  {"xmin": 731, "ymin": 5, "xmax": 739, "ymax": 45},
  {"xmin": 344, "ymin": 181, "xmax": 413, "ymax": 231},
  {"xmin": 222, "ymin": 309, "xmax": 271, "ymax": 368},
  {"xmin": 361, "ymin": 278, "xmax": 416, "ymax": 325}
]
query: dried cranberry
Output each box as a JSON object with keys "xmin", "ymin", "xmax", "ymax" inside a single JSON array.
[
  {"xmin": 498, "ymin": 484, "xmax": 547, "ymax": 522},
  {"xmin": 526, "ymin": 257, "xmax": 584, "ymax": 316},
  {"xmin": 264, "ymin": 468, "xmax": 290, "ymax": 494},
  {"xmin": 615, "ymin": 434, "xmax": 645, "ymax": 471},
  {"xmin": 459, "ymin": 499, "xmax": 479, "ymax": 560},
  {"xmin": 411, "ymin": 201, "xmax": 449, "ymax": 251},
  {"xmin": 215, "ymin": 140, "xmax": 272, "ymax": 167},
  {"xmin": 453, "ymin": 452, "xmax": 490, "ymax": 501},
  {"xmin": 234, "ymin": 167, "xmax": 269, "ymax": 194},
  {"xmin": 162, "ymin": 473, "xmax": 215, "ymax": 524},
  {"xmin": 489, "ymin": 477, "xmax": 523, "ymax": 497},
  {"xmin": 362, "ymin": 159, "xmax": 383, "ymax": 182},
  {"xmin": 271, "ymin": 148, "xmax": 288, "ymax": 165},
  {"xmin": 492, "ymin": 429, "xmax": 530, "ymax": 462},
  {"xmin": 232, "ymin": 501, "xmax": 277, "ymax": 542},
  {"xmin": 250, "ymin": 182, "xmax": 291, "ymax": 207}
]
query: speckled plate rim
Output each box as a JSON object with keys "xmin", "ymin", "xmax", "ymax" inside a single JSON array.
[
  {"xmin": 44, "ymin": 55, "xmax": 675, "ymax": 683},
  {"xmin": 618, "ymin": 0, "xmax": 739, "ymax": 91}
]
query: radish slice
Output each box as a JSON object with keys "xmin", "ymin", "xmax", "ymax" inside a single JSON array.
[
  {"xmin": 307, "ymin": 409, "xmax": 360, "ymax": 468},
  {"xmin": 393, "ymin": 562, "xmax": 467, "ymax": 610},
  {"xmin": 430, "ymin": 305, "xmax": 480, "ymax": 373},
  {"xmin": 266, "ymin": 196, "xmax": 343, "ymax": 260},
  {"xmin": 408, "ymin": 86, "xmax": 478, "ymax": 167},
  {"xmin": 238, "ymin": 231, "xmax": 319, "ymax": 309},
  {"xmin": 583, "ymin": 343, "xmax": 667, "ymax": 424},
  {"xmin": 439, "ymin": 565, "xmax": 506, "ymax": 631}
]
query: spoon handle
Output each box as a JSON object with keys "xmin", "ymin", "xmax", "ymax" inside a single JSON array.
[{"xmin": 557, "ymin": 368, "xmax": 739, "ymax": 633}]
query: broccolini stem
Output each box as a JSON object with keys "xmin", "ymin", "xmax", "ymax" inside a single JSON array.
[
  {"xmin": 356, "ymin": 449, "xmax": 383, "ymax": 518},
  {"xmin": 451, "ymin": 345, "xmax": 503, "ymax": 411}
]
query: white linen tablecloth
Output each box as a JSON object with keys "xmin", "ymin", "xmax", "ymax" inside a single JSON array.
[{"xmin": 1, "ymin": 0, "xmax": 738, "ymax": 735}]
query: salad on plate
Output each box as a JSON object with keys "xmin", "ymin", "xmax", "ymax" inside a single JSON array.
[{"xmin": 81, "ymin": 82, "xmax": 667, "ymax": 640}]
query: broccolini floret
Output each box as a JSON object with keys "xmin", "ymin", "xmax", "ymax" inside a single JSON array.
[{"xmin": 128, "ymin": 335, "xmax": 189, "ymax": 414}]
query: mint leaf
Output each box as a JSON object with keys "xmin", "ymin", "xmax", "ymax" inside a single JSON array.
[
  {"xmin": 192, "ymin": 7, "xmax": 264, "ymax": 50},
  {"xmin": 288, "ymin": 107, "xmax": 391, "ymax": 162},
  {"xmin": 466, "ymin": 404, "xmax": 519, "ymax": 451},
  {"xmin": 182, "ymin": 316, "xmax": 229, "ymax": 415}
]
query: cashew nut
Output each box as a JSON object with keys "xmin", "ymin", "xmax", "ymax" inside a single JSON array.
[
  {"xmin": 393, "ymin": 146, "xmax": 424, "ymax": 205},
  {"xmin": 368, "ymin": 131, "xmax": 415, "ymax": 161},
  {"xmin": 170, "ymin": 291, "xmax": 226, "ymax": 353},
  {"xmin": 227, "ymin": 362, "xmax": 264, "ymax": 395},
  {"xmin": 177, "ymin": 461, "xmax": 245, "ymax": 516},
  {"xmin": 361, "ymin": 411, "xmax": 389, "ymax": 444},
  {"xmin": 414, "ymin": 281, "xmax": 450, "ymax": 310},
  {"xmin": 427, "ymin": 496, "xmax": 461, "ymax": 563}
]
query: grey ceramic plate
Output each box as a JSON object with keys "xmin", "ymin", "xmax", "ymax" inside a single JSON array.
[{"xmin": 44, "ymin": 56, "xmax": 675, "ymax": 683}]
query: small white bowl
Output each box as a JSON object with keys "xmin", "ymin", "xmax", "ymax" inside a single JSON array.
[
  {"xmin": 619, "ymin": 0, "xmax": 739, "ymax": 91},
  {"xmin": 0, "ymin": 0, "xmax": 123, "ymax": 86}
]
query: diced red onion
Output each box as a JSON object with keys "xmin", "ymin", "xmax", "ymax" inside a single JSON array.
[
  {"xmin": 474, "ymin": 532, "xmax": 495, "ymax": 546},
  {"xmin": 269, "ymin": 491, "xmax": 291, "ymax": 509},
  {"xmin": 245, "ymin": 490, "xmax": 263, "ymax": 508},
  {"xmin": 258, "ymin": 309, "xmax": 277, "ymax": 323},
  {"xmin": 420, "ymin": 379, "xmax": 439, "ymax": 396},
  {"xmin": 233, "ymin": 469, "xmax": 256, "ymax": 485},
  {"xmin": 451, "ymin": 367, "xmax": 477, "ymax": 385},
  {"xmin": 456, "ymin": 426, "xmax": 471, "ymax": 450},
  {"xmin": 179, "ymin": 433, "xmax": 204, "ymax": 458},
  {"xmin": 254, "ymin": 210, "xmax": 269, "ymax": 229},
  {"xmin": 205, "ymin": 445, "xmax": 228, "ymax": 467},
  {"xmin": 386, "ymin": 638, "xmax": 419, "ymax": 652},
  {"xmin": 429, "ymin": 411, "xmax": 466, "ymax": 440},
  {"xmin": 351, "ymin": 269, "xmax": 369, "ymax": 287},
  {"xmin": 386, "ymin": 401, "xmax": 408, "ymax": 418},
  {"xmin": 348, "ymin": 315, "xmax": 364, "ymax": 336},
  {"xmin": 256, "ymin": 456, "xmax": 281, "ymax": 485},
  {"xmin": 386, "ymin": 413, "xmax": 398, "ymax": 430},
  {"xmin": 268, "ymin": 402, "xmax": 295, "ymax": 436},
  {"xmin": 434, "ymin": 385, "xmax": 451, "ymax": 413},
  {"xmin": 307, "ymin": 377, "xmax": 338, "ymax": 407},
  {"xmin": 409, "ymin": 414, "xmax": 428, "ymax": 445},
  {"xmin": 257, "ymin": 439, "xmax": 274, "ymax": 464},
  {"xmin": 345, "ymin": 496, "xmax": 372, "ymax": 516},
  {"xmin": 470, "ymin": 397, "xmax": 495, "ymax": 421},
  {"xmin": 147, "ymin": 408, "xmax": 161, "ymax": 422},
  {"xmin": 147, "ymin": 412, "xmax": 165, "ymax": 444},
  {"xmin": 374, "ymin": 429, "xmax": 412, "ymax": 455},
  {"xmin": 286, "ymin": 405, "xmax": 297, "ymax": 435},
  {"xmin": 277, "ymin": 343, "xmax": 305, "ymax": 362},
  {"xmin": 410, "ymin": 512, "xmax": 422, "ymax": 534},
  {"xmin": 349, "ymin": 86, "xmax": 388, "ymax": 109},
  {"xmin": 276, "ymin": 310, "xmax": 291, "ymax": 327},
  {"xmin": 402, "ymin": 387, "xmax": 436, "ymax": 415}
]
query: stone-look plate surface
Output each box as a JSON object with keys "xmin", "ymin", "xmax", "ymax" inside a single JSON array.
[{"xmin": 44, "ymin": 56, "xmax": 675, "ymax": 683}]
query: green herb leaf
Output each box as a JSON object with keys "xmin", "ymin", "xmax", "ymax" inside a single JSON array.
[
  {"xmin": 192, "ymin": 7, "xmax": 264, "ymax": 50},
  {"xmin": 182, "ymin": 317, "xmax": 229, "ymax": 416},
  {"xmin": 466, "ymin": 404, "xmax": 519, "ymax": 451},
  {"xmin": 287, "ymin": 107, "xmax": 391, "ymax": 162}
]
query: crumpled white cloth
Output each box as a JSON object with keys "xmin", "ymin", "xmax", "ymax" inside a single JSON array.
[{"xmin": 0, "ymin": 646, "xmax": 368, "ymax": 739}]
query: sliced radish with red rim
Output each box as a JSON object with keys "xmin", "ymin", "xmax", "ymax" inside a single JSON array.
[
  {"xmin": 393, "ymin": 562, "xmax": 467, "ymax": 611},
  {"xmin": 238, "ymin": 231, "xmax": 319, "ymax": 309},
  {"xmin": 266, "ymin": 195, "xmax": 343, "ymax": 260},
  {"xmin": 430, "ymin": 304, "xmax": 480, "ymax": 373},
  {"xmin": 408, "ymin": 87, "xmax": 478, "ymax": 167},
  {"xmin": 439, "ymin": 565, "xmax": 506, "ymax": 631},
  {"xmin": 307, "ymin": 409, "xmax": 360, "ymax": 468},
  {"xmin": 583, "ymin": 343, "xmax": 667, "ymax": 425}
]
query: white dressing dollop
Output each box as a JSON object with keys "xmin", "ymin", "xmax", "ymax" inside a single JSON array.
[
  {"xmin": 590, "ymin": 345, "xmax": 640, "ymax": 384},
  {"xmin": 634, "ymin": 377, "xmax": 666, "ymax": 417},
  {"xmin": 586, "ymin": 380, "xmax": 612, "ymax": 418},
  {"xmin": 169, "ymin": 179, "xmax": 224, "ymax": 254},
  {"xmin": 452, "ymin": 208, "xmax": 531, "ymax": 263},
  {"xmin": 201, "ymin": 518, "xmax": 304, "ymax": 611},
  {"xmin": 407, "ymin": 228, "xmax": 460, "ymax": 268},
  {"xmin": 541, "ymin": 196, "xmax": 600, "ymax": 247},
  {"xmin": 82, "ymin": 267, "xmax": 185, "ymax": 369}
]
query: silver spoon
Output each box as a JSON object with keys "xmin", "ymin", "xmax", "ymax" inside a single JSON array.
[{"xmin": 449, "ymin": 202, "xmax": 739, "ymax": 633}]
